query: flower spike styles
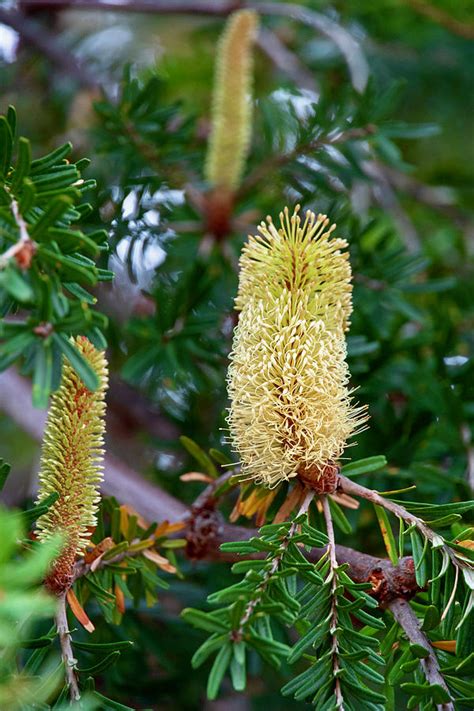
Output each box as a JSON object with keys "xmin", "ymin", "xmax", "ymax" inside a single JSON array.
[
  {"xmin": 205, "ymin": 10, "xmax": 259, "ymax": 191},
  {"xmin": 227, "ymin": 207, "xmax": 368, "ymax": 490},
  {"xmin": 35, "ymin": 336, "xmax": 108, "ymax": 594},
  {"xmin": 236, "ymin": 206, "xmax": 353, "ymax": 331}
]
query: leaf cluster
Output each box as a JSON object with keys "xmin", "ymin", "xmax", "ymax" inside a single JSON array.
[{"xmin": 0, "ymin": 107, "xmax": 111, "ymax": 407}]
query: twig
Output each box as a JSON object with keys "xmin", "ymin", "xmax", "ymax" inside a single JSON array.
[
  {"xmin": 232, "ymin": 489, "xmax": 314, "ymax": 640},
  {"xmin": 0, "ymin": 195, "xmax": 36, "ymax": 270},
  {"xmin": 189, "ymin": 470, "xmax": 237, "ymax": 512},
  {"xmin": 18, "ymin": 1, "xmax": 368, "ymax": 92},
  {"xmin": 338, "ymin": 473, "xmax": 472, "ymax": 579},
  {"xmin": 251, "ymin": 2, "xmax": 368, "ymax": 93},
  {"xmin": 338, "ymin": 473, "xmax": 434, "ymax": 542},
  {"xmin": 0, "ymin": 7, "xmax": 100, "ymax": 89},
  {"xmin": 461, "ymin": 424, "xmax": 474, "ymax": 494},
  {"xmin": 404, "ymin": 0, "xmax": 474, "ymax": 41},
  {"xmin": 17, "ymin": 0, "xmax": 240, "ymax": 14},
  {"xmin": 55, "ymin": 592, "xmax": 81, "ymax": 702},
  {"xmin": 322, "ymin": 496, "xmax": 344, "ymax": 710},
  {"xmin": 257, "ymin": 27, "xmax": 318, "ymax": 92},
  {"xmin": 388, "ymin": 598, "xmax": 454, "ymax": 711},
  {"xmin": 382, "ymin": 165, "xmax": 464, "ymax": 218},
  {"xmin": 239, "ymin": 124, "xmax": 376, "ymax": 197}
]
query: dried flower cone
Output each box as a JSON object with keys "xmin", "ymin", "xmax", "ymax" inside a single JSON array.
[
  {"xmin": 35, "ymin": 336, "xmax": 108, "ymax": 594},
  {"xmin": 205, "ymin": 10, "xmax": 259, "ymax": 191},
  {"xmin": 227, "ymin": 207, "xmax": 368, "ymax": 490}
]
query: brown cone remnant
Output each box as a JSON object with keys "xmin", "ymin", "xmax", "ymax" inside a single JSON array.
[
  {"xmin": 204, "ymin": 187, "xmax": 235, "ymax": 240},
  {"xmin": 297, "ymin": 462, "xmax": 340, "ymax": 494}
]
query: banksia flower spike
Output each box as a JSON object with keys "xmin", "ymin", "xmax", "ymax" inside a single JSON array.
[
  {"xmin": 35, "ymin": 336, "xmax": 108, "ymax": 594},
  {"xmin": 227, "ymin": 206, "xmax": 368, "ymax": 491},
  {"xmin": 205, "ymin": 9, "xmax": 259, "ymax": 192}
]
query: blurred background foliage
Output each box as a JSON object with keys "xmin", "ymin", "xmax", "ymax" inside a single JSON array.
[{"xmin": 0, "ymin": 0, "xmax": 473, "ymax": 708}]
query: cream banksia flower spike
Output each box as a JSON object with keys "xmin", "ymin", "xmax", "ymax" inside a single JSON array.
[
  {"xmin": 227, "ymin": 206, "xmax": 368, "ymax": 491},
  {"xmin": 205, "ymin": 9, "xmax": 259, "ymax": 191},
  {"xmin": 35, "ymin": 336, "xmax": 108, "ymax": 594}
]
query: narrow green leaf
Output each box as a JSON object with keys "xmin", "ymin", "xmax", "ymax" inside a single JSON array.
[
  {"xmin": 181, "ymin": 608, "xmax": 229, "ymax": 634},
  {"xmin": 32, "ymin": 343, "xmax": 53, "ymax": 409},
  {"xmin": 77, "ymin": 651, "xmax": 121, "ymax": 674},
  {"xmin": 0, "ymin": 116, "xmax": 13, "ymax": 178},
  {"xmin": 0, "ymin": 267, "xmax": 34, "ymax": 303},
  {"xmin": 0, "ymin": 459, "xmax": 11, "ymax": 491},
  {"xmin": 91, "ymin": 691, "xmax": 134, "ymax": 711},
  {"xmin": 30, "ymin": 142, "xmax": 72, "ymax": 174},
  {"xmin": 230, "ymin": 653, "xmax": 246, "ymax": 692},
  {"xmin": 409, "ymin": 643, "xmax": 429, "ymax": 659},
  {"xmin": 421, "ymin": 605, "xmax": 440, "ymax": 632},
  {"xmin": 209, "ymin": 448, "xmax": 233, "ymax": 465},
  {"xmin": 410, "ymin": 529, "xmax": 429, "ymax": 587},
  {"xmin": 29, "ymin": 196, "xmax": 72, "ymax": 238},
  {"xmin": 11, "ymin": 136, "xmax": 32, "ymax": 191},
  {"xmin": 180, "ymin": 436, "xmax": 218, "ymax": 477},
  {"xmin": 52, "ymin": 332, "xmax": 99, "ymax": 391},
  {"xmin": 328, "ymin": 497, "xmax": 352, "ymax": 534},
  {"xmin": 341, "ymin": 456, "xmax": 387, "ymax": 478},
  {"xmin": 191, "ymin": 634, "xmax": 229, "ymax": 669},
  {"xmin": 72, "ymin": 640, "xmax": 133, "ymax": 652},
  {"xmin": 374, "ymin": 504, "xmax": 399, "ymax": 565},
  {"xmin": 207, "ymin": 643, "xmax": 232, "ymax": 700}
]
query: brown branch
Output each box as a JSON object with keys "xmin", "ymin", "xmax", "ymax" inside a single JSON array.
[
  {"xmin": 257, "ymin": 27, "xmax": 318, "ymax": 92},
  {"xmin": 18, "ymin": 0, "xmax": 241, "ymax": 14},
  {"xmin": 461, "ymin": 423, "xmax": 474, "ymax": 494},
  {"xmin": 0, "ymin": 370, "xmax": 419, "ymax": 604},
  {"xmin": 29, "ymin": 0, "xmax": 474, "ymax": 43},
  {"xmin": 338, "ymin": 473, "xmax": 472, "ymax": 580},
  {"xmin": 106, "ymin": 375, "xmax": 179, "ymax": 442},
  {"xmin": 388, "ymin": 598, "xmax": 454, "ymax": 711},
  {"xmin": 0, "ymin": 7, "xmax": 101, "ymax": 89},
  {"xmin": 18, "ymin": 1, "xmax": 368, "ymax": 91},
  {"xmin": 55, "ymin": 592, "xmax": 81, "ymax": 702},
  {"xmin": 0, "ymin": 369, "xmax": 187, "ymax": 523},
  {"xmin": 404, "ymin": 0, "xmax": 474, "ymax": 41}
]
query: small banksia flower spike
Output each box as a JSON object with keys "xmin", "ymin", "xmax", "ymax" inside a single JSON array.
[
  {"xmin": 205, "ymin": 9, "xmax": 259, "ymax": 191},
  {"xmin": 35, "ymin": 336, "xmax": 108, "ymax": 594},
  {"xmin": 227, "ymin": 207, "xmax": 368, "ymax": 491}
]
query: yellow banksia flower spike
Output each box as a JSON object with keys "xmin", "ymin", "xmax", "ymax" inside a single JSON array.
[
  {"xmin": 35, "ymin": 336, "xmax": 108, "ymax": 594},
  {"xmin": 227, "ymin": 206, "xmax": 368, "ymax": 491},
  {"xmin": 205, "ymin": 9, "xmax": 259, "ymax": 191}
]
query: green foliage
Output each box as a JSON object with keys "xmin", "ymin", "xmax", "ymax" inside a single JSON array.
[
  {"xmin": 184, "ymin": 486, "xmax": 474, "ymax": 709},
  {"xmin": 0, "ymin": 505, "xmax": 61, "ymax": 709},
  {"xmin": 0, "ymin": 2, "xmax": 474, "ymax": 709},
  {"xmin": 0, "ymin": 107, "xmax": 111, "ymax": 407}
]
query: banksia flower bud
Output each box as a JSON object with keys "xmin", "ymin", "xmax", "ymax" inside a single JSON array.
[
  {"xmin": 35, "ymin": 336, "xmax": 108, "ymax": 594},
  {"xmin": 205, "ymin": 10, "xmax": 259, "ymax": 191},
  {"xmin": 227, "ymin": 207, "xmax": 367, "ymax": 490}
]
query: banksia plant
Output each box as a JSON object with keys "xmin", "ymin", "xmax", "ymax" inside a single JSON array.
[
  {"xmin": 204, "ymin": 9, "xmax": 259, "ymax": 192},
  {"xmin": 35, "ymin": 336, "xmax": 108, "ymax": 594},
  {"xmin": 227, "ymin": 206, "xmax": 368, "ymax": 491}
]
